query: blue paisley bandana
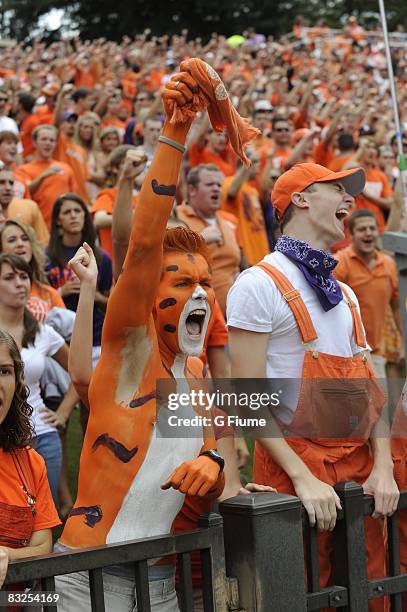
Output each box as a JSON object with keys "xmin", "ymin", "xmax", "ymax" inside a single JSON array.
[{"xmin": 275, "ymin": 235, "xmax": 343, "ymax": 312}]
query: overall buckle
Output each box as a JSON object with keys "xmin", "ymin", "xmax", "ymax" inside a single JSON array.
[{"xmin": 283, "ymin": 289, "xmax": 300, "ymax": 302}]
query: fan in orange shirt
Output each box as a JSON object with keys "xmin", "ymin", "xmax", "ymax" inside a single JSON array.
[
  {"xmin": 265, "ymin": 116, "xmax": 293, "ymax": 170},
  {"xmin": 313, "ymin": 105, "xmax": 347, "ymax": 168},
  {"xmin": 221, "ymin": 148, "xmax": 269, "ymax": 265},
  {"xmin": 16, "ymin": 92, "xmax": 39, "ymax": 160},
  {"xmin": 35, "ymin": 83, "xmax": 59, "ymax": 126},
  {"xmin": 343, "ymin": 138, "xmax": 394, "ymax": 234},
  {"xmin": 91, "ymin": 145, "xmax": 145, "ymax": 258},
  {"xmin": 73, "ymin": 53, "xmax": 100, "ymax": 89},
  {"xmin": 0, "ymin": 167, "xmax": 49, "ymax": 245},
  {"xmin": 18, "ymin": 125, "xmax": 78, "ymax": 229},
  {"xmin": 327, "ymin": 132, "xmax": 356, "ymax": 172},
  {"xmin": 177, "ymin": 163, "xmax": 242, "ymax": 317},
  {"xmin": 100, "ymin": 90, "xmax": 126, "ymax": 139},
  {"xmin": 188, "ymin": 114, "xmax": 237, "ymax": 177},
  {"xmin": 53, "ymin": 84, "xmax": 89, "ymax": 203}
]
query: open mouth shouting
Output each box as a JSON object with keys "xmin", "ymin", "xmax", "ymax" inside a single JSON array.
[
  {"xmin": 186, "ymin": 308, "xmax": 206, "ymax": 338},
  {"xmin": 335, "ymin": 207, "xmax": 349, "ymax": 223},
  {"xmin": 179, "ymin": 291, "xmax": 211, "ymax": 356}
]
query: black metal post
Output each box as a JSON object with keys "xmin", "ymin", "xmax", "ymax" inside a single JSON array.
[
  {"xmin": 198, "ymin": 513, "xmax": 229, "ymax": 612},
  {"xmin": 220, "ymin": 492, "xmax": 307, "ymax": 612},
  {"xmin": 333, "ymin": 482, "xmax": 369, "ymax": 611}
]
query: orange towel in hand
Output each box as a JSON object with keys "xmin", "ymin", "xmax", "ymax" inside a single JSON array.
[{"xmin": 168, "ymin": 58, "xmax": 260, "ymax": 166}]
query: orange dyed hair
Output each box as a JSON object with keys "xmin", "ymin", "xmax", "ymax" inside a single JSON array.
[{"xmin": 163, "ymin": 227, "xmax": 211, "ymax": 266}]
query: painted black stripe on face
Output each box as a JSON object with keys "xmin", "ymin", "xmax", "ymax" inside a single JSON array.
[
  {"xmin": 164, "ymin": 324, "xmax": 177, "ymax": 333},
  {"xmin": 68, "ymin": 505, "xmax": 102, "ymax": 528},
  {"xmin": 165, "ymin": 265, "xmax": 179, "ymax": 272},
  {"xmin": 129, "ymin": 390, "xmax": 156, "ymax": 408},
  {"xmin": 92, "ymin": 433, "xmax": 138, "ymax": 463},
  {"xmin": 159, "ymin": 297, "xmax": 177, "ymax": 309},
  {"xmin": 151, "ymin": 179, "xmax": 176, "ymax": 196}
]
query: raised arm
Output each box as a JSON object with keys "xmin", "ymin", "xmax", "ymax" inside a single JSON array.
[
  {"xmin": 103, "ymin": 72, "xmax": 199, "ymax": 341},
  {"xmin": 67, "ymin": 243, "xmax": 98, "ymax": 405},
  {"xmin": 111, "ymin": 150, "xmax": 147, "ymax": 280}
]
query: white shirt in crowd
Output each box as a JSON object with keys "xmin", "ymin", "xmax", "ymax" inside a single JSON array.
[
  {"xmin": 21, "ymin": 324, "xmax": 65, "ymax": 437},
  {"xmin": 227, "ymin": 251, "xmax": 366, "ymax": 423}
]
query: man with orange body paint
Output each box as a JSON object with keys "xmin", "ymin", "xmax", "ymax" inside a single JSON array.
[
  {"xmin": 228, "ymin": 162, "xmax": 400, "ymax": 611},
  {"xmin": 54, "ymin": 63, "xmax": 263, "ymax": 611}
]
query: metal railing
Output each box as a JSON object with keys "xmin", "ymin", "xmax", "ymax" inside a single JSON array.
[
  {"xmin": 220, "ymin": 485, "xmax": 407, "ymax": 611},
  {"xmin": 4, "ymin": 487, "xmax": 407, "ymax": 611},
  {"xmin": 4, "ymin": 513, "xmax": 228, "ymax": 612}
]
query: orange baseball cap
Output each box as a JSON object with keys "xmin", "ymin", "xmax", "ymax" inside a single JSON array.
[{"xmin": 271, "ymin": 162, "xmax": 365, "ymax": 218}]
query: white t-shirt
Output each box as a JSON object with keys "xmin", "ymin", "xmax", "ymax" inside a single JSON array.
[
  {"xmin": 227, "ymin": 251, "xmax": 366, "ymax": 423},
  {"xmin": 21, "ymin": 324, "xmax": 65, "ymax": 436}
]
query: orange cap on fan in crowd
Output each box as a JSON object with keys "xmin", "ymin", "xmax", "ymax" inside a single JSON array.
[{"xmin": 271, "ymin": 162, "xmax": 365, "ymax": 217}]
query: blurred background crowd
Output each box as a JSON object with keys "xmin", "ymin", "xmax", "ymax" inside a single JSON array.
[{"xmin": 0, "ymin": 14, "xmax": 406, "ymax": 514}]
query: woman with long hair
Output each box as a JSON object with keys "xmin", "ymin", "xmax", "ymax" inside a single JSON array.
[
  {"xmin": 46, "ymin": 193, "xmax": 112, "ymax": 358},
  {"xmin": 0, "ymin": 219, "xmax": 65, "ymax": 323},
  {"xmin": 98, "ymin": 126, "xmax": 121, "ymax": 168},
  {"xmin": 0, "ymin": 330, "xmax": 60, "ymax": 589},
  {"xmin": 1, "ymin": 220, "xmax": 75, "ymax": 518},
  {"xmin": 0, "ymin": 254, "xmax": 77, "ymax": 501}
]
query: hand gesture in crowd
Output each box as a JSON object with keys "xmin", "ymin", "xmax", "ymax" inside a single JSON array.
[
  {"xmin": 60, "ymin": 275, "xmax": 81, "ymax": 297},
  {"xmin": 119, "ymin": 150, "xmax": 148, "ymax": 183},
  {"xmin": 161, "ymin": 455, "xmax": 221, "ymax": 497},
  {"xmin": 162, "ymin": 71, "xmax": 198, "ymax": 122},
  {"xmin": 68, "ymin": 242, "xmax": 98, "ymax": 288}
]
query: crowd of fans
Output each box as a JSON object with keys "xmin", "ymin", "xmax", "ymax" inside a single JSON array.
[{"xmin": 0, "ymin": 13, "xmax": 406, "ymax": 608}]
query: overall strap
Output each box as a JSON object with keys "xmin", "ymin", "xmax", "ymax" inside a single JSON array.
[
  {"xmin": 256, "ymin": 262, "xmax": 318, "ymax": 344},
  {"xmin": 339, "ymin": 284, "xmax": 367, "ymax": 349}
]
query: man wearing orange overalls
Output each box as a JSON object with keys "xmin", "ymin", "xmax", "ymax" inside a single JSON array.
[{"xmin": 228, "ymin": 162, "xmax": 400, "ymax": 611}]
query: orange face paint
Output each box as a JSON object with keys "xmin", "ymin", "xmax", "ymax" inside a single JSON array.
[{"xmin": 154, "ymin": 251, "xmax": 215, "ymax": 357}]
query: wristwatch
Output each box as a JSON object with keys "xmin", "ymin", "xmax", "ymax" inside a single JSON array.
[{"xmin": 199, "ymin": 449, "xmax": 225, "ymax": 473}]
